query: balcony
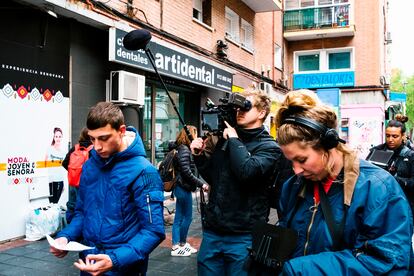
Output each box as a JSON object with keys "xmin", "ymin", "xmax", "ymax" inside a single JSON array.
[
  {"xmin": 284, "ymin": 4, "xmax": 355, "ymax": 41},
  {"xmin": 241, "ymin": 0, "xmax": 282, "ymax": 12}
]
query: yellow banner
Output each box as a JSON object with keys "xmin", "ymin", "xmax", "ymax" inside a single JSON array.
[
  {"xmin": 35, "ymin": 160, "xmax": 63, "ymax": 168},
  {"xmin": 0, "ymin": 160, "xmax": 62, "ymax": 171}
]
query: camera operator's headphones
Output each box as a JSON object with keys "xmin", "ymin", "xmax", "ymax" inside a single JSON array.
[{"xmin": 281, "ymin": 116, "xmax": 345, "ymax": 150}]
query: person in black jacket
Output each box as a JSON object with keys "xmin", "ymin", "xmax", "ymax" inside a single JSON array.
[
  {"xmin": 171, "ymin": 125, "xmax": 208, "ymax": 257},
  {"xmin": 367, "ymin": 114, "xmax": 414, "ymax": 215},
  {"xmin": 61, "ymin": 127, "xmax": 92, "ymax": 223},
  {"xmin": 190, "ymin": 90, "xmax": 281, "ymax": 275}
]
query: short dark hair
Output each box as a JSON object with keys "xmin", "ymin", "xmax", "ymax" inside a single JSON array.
[{"xmin": 86, "ymin": 102, "xmax": 124, "ymax": 130}]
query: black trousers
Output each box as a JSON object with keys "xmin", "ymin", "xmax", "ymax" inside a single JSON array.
[{"xmin": 49, "ymin": 181, "xmax": 63, "ymax": 204}]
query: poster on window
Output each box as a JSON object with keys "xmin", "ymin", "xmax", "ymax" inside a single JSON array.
[{"xmin": 0, "ymin": 39, "xmax": 69, "ymax": 241}]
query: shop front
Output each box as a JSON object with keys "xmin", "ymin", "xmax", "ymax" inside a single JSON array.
[
  {"xmin": 292, "ymin": 70, "xmax": 385, "ymax": 158},
  {"xmin": 108, "ymin": 28, "xmax": 233, "ymax": 165}
]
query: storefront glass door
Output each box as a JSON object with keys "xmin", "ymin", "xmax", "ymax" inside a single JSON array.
[
  {"xmin": 142, "ymin": 82, "xmax": 200, "ymax": 165},
  {"xmin": 154, "ymin": 88, "xmax": 181, "ymax": 165}
]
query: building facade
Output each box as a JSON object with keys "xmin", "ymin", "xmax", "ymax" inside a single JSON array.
[
  {"xmin": 283, "ymin": 0, "xmax": 391, "ymax": 158},
  {"xmin": 0, "ymin": 0, "xmax": 284, "ymax": 241}
]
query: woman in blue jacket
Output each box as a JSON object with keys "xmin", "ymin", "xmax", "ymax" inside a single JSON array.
[{"xmin": 274, "ymin": 90, "xmax": 413, "ymax": 274}]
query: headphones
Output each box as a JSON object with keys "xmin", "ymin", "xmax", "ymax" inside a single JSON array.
[{"xmin": 281, "ymin": 116, "xmax": 345, "ymax": 150}]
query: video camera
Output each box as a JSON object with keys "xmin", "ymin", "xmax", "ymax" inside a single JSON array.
[{"xmin": 201, "ymin": 93, "xmax": 252, "ymax": 134}]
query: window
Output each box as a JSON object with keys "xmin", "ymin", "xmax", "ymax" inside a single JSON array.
[
  {"xmin": 328, "ymin": 52, "xmax": 351, "ymax": 69},
  {"xmin": 301, "ymin": 0, "xmax": 315, "ymax": 7},
  {"xmin": 193, "ymin": 0, "xmax": 212, "ymax": 26},
  {"xmin": 295, "ymin": 48, "xmax": 353, "ymax": 73},
  {"xmin": 225, "ymin": 7, "xmax": 239, "ymax": 41},
  {"xmin": 240, "ymin": 19, "xmax": 253, "ymax": 50},
  {"xmin": 285, "ymin": 0, "xmax": 299, "ymax": 9},
  {"xmin": 274, "ymin": 44, "xmax": 282, "ymax": 70},
  {"xmin": 193, "ymin": 0, "xmax": 202, "ymax": 21},
  {"xmin": 318, "ymin": 0, "xmax": 332, "ymax": 5},
  {"xmin": 298, "ymin": 54, "xmax": 320, "ymax": 71},
  {"xmin": 285, "ymin": 0, "xmax": 348, "ymax": 9}
]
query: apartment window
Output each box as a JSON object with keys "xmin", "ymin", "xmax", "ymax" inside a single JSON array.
[
  {"xmin": 285, "ymin": 0, "xmax": 348, "ymax": 9},
  {"xmin": 274, "ymin": 44, "xmax": 282, "ymax": 70},
  {"xmin": 328, "ymin": 52, "xmax": 351, "ymax": 69},
  {"xmin": 295, "ymin": 47, "xmax": 353, "ymax": 73},
  {"xmin": 301, "ymin": 0, "xmax": 315, "ymax": 7},
  {"xmin": 225, "ymin": 7, "xmax": 240, "ymax": 41},
  {"xmin": 193, "ymin": 0, "xmax": 212, "ymax": 26},
  {"xmin": 298, "ymin": 54, "xmax": 320, "ymax": 71},
  {"xmin": 240, "ymin": 19, "xmax": 253, "ymax": 50},
  {"xmin": 318, "ymin": 0, "xmax": 332, "ymax": 5}
]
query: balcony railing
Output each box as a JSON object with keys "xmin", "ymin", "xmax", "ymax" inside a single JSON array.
[{"xmin": 284, "ymin": 4, "xmax": 350, "ymax": 31}]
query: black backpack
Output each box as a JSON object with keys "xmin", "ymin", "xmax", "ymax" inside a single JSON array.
[{"xmin": 158, "ymin": 149, "xmax": 177, "ymax": 192}]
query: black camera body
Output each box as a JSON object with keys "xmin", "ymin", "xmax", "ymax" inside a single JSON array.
[{"xmin": 201, "ymin": 93, "xmax": 252, "ymax": 134}]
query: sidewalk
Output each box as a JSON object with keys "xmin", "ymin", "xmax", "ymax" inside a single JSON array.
[
  {"xmin": 0, "ymin": 193, "xmax": 277, "ymax": 275},
  {"xmin": 0, "ymin": 194, "xmax": 202, "ymax": 276}
]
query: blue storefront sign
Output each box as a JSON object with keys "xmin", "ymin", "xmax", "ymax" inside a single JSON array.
[
  {"xmin": 293, "ymin": 71, "xmax": 355, "ymax": 89},
  {"xmin": 389, "ymin": 91, "xmax": 407, "ymax": 102}
]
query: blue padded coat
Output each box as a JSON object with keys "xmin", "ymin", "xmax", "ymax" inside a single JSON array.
[
  {"xmin": 279, "ymin": 159, "xmax": 413, "ymax": 275},
  {"xmin": 57, "ymin": 127, "xmax": 165, "ymax": 275}
]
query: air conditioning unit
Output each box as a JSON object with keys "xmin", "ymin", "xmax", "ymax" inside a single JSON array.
[
  {"xmin": 110, "ymin": 71, "xmax": 145, "ymax": 105},
  {"xmin": 259, "ymin": 82, "xmax": 272, "ymax": 95}
]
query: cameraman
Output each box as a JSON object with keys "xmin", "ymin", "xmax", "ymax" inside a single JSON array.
[
  {"xmin": 190, "ymin": 90, "xmax": 281, "ymax": 276},
  {"xmin": 367, "ymin": 114, "xmax": 414, "ymax": 216}
]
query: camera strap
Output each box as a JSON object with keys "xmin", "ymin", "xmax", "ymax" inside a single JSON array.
[{"xmin": 318, "ymin": 183, "xmax": 347, "ymax": 251}]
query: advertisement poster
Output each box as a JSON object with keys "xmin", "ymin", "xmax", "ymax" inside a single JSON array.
[
  {"xmin": 348, "ymin": 118, "xmax": 383, "ymax": 159},
  {"xmin": 0, "ymin": 39, "xmax": 69, "ymax": 241}
]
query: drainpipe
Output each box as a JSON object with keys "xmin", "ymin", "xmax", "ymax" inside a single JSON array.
[{"xmin": 160, "ymin": 0, "xmax": 164, "ymax": 30}]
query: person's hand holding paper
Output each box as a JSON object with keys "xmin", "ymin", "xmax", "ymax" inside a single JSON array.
[{"xmin": 47, "ymin": 235, "xmax": 94, "ymax": 253}]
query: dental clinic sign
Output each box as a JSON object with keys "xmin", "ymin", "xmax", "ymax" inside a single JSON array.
[
  {"xmin": 109, "ymin": 28, "xmax": 233, "ymax": 92},
  {"xmin": 293, "ymin": 71, "xmax": 355, "ymax": 89}
]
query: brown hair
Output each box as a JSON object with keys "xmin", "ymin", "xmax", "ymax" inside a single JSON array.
[
  {"xmin": 387, "ymin": 114, "xmax": 409, "ymax": 134},
  {"xmin": 86, "ymin": 102, "xmax": 124, "ymax": 131},
  {"xmin": 51, "ymin": 127, "xmax": 62, "ymax": 145},
  {"xmin": 176, "ymin": 125, "xmax": 197, "ymax": 147},
  {"xmin": 275, "ymin": 89, "xmax": 353, "ymax": 176},
  {"xmin": 241, "ymin": 89, "xmax": 271, "ymax": 121},
  {"xmin": 78, "ymin": 127, "xmax": 90, "ymax": 143}
]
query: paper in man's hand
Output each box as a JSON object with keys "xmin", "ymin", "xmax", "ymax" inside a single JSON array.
[{"xmin": 46, "ymin": 235, "xmax": 95, "ymax": 251}]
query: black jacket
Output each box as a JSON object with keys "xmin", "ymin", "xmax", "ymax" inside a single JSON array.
[
  {"xmin": 176, "ymin": 144, "xmax": 205, "ymax": 192},
  {"xmin": 195, "ymin": 126, "xmax": 281, "ymax": 234},
  {"xmin": 368, "ymin": 143, "xmax": 414, "ymax": 212}
]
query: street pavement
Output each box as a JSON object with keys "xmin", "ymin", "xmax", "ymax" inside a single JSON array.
[{"xmin": 0, "ymin": 193, "xmax": 278, "ymax": 276}]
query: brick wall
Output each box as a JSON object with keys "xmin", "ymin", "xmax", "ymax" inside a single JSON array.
[
  {"xmin": 285, "ymin": 0, "xmax": 385, "ymax": 87},
  {"xmin": 104, "ymin": 0, "xmax": 280, "ymax": 81}
]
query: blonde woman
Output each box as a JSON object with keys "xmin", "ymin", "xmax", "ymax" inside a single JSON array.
[{"xmin": 275, "ymin": 90, "xmax": 413, "ymax": 274}]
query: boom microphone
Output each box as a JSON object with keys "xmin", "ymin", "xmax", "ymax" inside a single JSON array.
[
  {"xmin": 123, "ymin": 29, "xmax": 151, "ymax": 51},
  {"xmin": 122, "ymin": 28, "xmax": 194, "ymax": 141}
]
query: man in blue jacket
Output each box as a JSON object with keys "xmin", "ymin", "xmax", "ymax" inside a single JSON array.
[{"xmin": 50, "ymin": 102, "xmax": 165, "ymax": 275}]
